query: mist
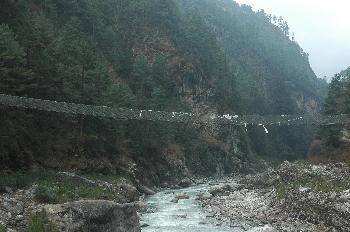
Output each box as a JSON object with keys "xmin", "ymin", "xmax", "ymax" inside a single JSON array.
[{"xmin": 235, "ymin": 0, "xmax": 350, "ymax": 80}]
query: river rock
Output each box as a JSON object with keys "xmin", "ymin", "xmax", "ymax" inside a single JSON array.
[
  {"xmin": 171, "ymin": 192, "xmax": 190, "ymax": 203},
  {"xmin": 178, "ymin": 177, "xmax": 192, "ymax": 188},
  {"xmin": 44, "ymin": 200, "xmax": 141, "ymax": 232},
  {"xmin": 176, "ymin": 214, "xmax": 187, "ymax": 219},
  {"xmin": 0, "ymin": 186, "xmax": 13, "ymax": 194},
  {"xmin": 202, "ymin": 162, "xmax": 350, "ymax": 231},
  {"xmin": 175, "ymin": 193, "xmax": 190, "ymax": 200},
  {"xmin": 196, "ymin": 192, "xmax": 212, "ymax": 201},
  {"xmin": 137, "ymin": 185, "xmax": 155, "ymax": 196},
  {"xmin": 116, "ymin": 184, "xmax": 139, "ymax": 203},
  {"xmin": 140, "ymin": 222, "xmax": 149, "ymax": 228},
  {"xmin": 135, "ymin": 201, "xmax": 147, "ymax": 213},
  {"xmin": 209, "ymin": 184, "xmax": 234, "ymax": 196}
]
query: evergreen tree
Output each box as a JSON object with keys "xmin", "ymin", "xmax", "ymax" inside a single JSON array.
[
  {"xmin": 323, "ymin": 74, "xmax": 342, "ymax": 115},
  {"xmin": 318, "ymin": 73, "xmax": 348, "ymax": 149},
  {"xmin": 0, "ymin": 24, "xmax": 32, "ymax": 95}
]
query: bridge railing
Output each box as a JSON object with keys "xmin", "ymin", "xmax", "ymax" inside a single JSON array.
[{"xmin": 0, "ymin": 94, "xmax": 349, "ymax": 126}]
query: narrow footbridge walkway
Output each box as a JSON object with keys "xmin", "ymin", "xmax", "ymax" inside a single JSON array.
[{"xmin": 0, "ymin": 94, "xmax": 349, "ymax": 126}]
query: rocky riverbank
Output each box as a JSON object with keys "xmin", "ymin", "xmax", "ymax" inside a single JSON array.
[
  {"xmin": 3, "ymin": 162, "xmax": 350, "ymax": 231},
  {"xmin": 0, "ymin": 172, "xmax": 145, "ymax": 232},
  {"xmin": 199, "ymin": 162, "xmax": 350, "ymax": 231}
]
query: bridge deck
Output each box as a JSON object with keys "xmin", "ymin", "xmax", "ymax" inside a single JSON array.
[{"xmin": 0, "ymin": 94, "xmax": 349, "ymax": 126}]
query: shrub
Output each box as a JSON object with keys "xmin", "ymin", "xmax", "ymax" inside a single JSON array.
[
  {"xmin": 2, "ymin": 173, "xmax": 119, "ymax": 204},
  {"xmin": 22, "ymin": 210, "xmax": 57, "ymax": 232},
  {"xmin": 34, "ymin": 185, "xmax": 58, "ymax": 204},
  {"xmin": 0, "ymin": 174, "xmax": 35, "ymax": 190}
]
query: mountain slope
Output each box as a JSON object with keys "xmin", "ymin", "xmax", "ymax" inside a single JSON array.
[
  {"xmin": 309, "ymin": 67, "xmax": 350, "ymax": 163},
  {"xmin": 179, "ymin": 0, "xmax": 326, "ymax": 114},
  {"xmin": 0, "ymin": 0, "xmax": 327, "ymax": 184},
  {"xmin": 177, "ymin": 0, "xmax": 328, "ymax": 159}
]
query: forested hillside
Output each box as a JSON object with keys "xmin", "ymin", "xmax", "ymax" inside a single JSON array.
[
  {"xmin": 309, "ymin": 67, "xmax": 350, "ymax": 163},
  {"xmin": 0, "ymin": 0, "xmax": 327, "ymax": 184},
  {"xmin": 178, "ymin": 0, "xmax": 328, "ymax": 160}
]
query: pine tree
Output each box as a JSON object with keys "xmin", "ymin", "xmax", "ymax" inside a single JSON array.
[
  {"xmin": 323, "ymin": 74, "xmax": 342, "ymax": 115},
  {"xmin": 0, "ymin": 24, "xmax": 32, "ymax": 95}
]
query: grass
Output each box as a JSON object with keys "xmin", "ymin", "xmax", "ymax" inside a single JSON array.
[
  {"xmin": 0, "ymin": 173, "xmax": 130, "ymax": 231},
  {"xmin": 0, "ymin": 173, "xmax": 38, "ymax": 191},
  {"xmin": 275, "ymin": 175, "xmax": 349, "ymax": 199},
  {"xmin": 33, "ymin": 176, "xmax": 116, "ymax": 204},
  {"xmin": 21, "ymin": 210, "xmax": 58, "ymax": 232},
  {"xmin": 84, "ymin": 174, "xmax": 132, "ymax": 185},
  {"xmin": 0, "ymin": 173, "xmax": 127, "ymax": 204},
  {"xmin": 0, "ymin": 224, "xmax": 6, "ymax": 232}
]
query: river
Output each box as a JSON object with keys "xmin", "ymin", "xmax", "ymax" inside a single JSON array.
[{"xmin": 140, "ymin": 184, "xmax": 242, "ymax": 232}]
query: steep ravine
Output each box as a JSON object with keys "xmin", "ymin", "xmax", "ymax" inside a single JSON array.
[
  {"xmin": 0, "ymin": 0, "xmax": 327, "ymax": 179},
  {"xmin": 0, "ymin": 0, "xmax": 333, "ymax": 230}
]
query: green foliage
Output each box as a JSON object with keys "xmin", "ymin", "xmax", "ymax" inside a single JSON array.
[
  {"xmin": 318, "ymin": 70, "xmax": 350, "ymax": 149},
  {"xmin": 0, "ymin": 173, "xmax": 119, "ymax": 203},
  {"xmin": 22, "ymin": 210, "xmax": 58, "ymax": 232},
  {"xmin": 177, "ymin": 0, "xmax": 327, "ymax": 160},
  {"xmin": 34, "ymin": 185, "xmax": 59, "ymax": 204},
  {"xmin": 275, "ymin": 175, "xmax": 349, "ymax": 200},
  {"xmin": 0, "ymin": 224, "xmax": 6, "ymax": 232},
  {"xmin": 0, "ymin": 24, "xmax": 32, "ymax": 95},
  {"xmin": 84, "ymin": 174, "xmax": 132, "ymax": 185},
  {"xmin": 0, "ymin": 24, "xmax": 26, "ymax": 64},
  {"xmin": 0, "ymin": 0, "xmax": 329, "ymax": 174},
  {"xmin": 35, "ymin": 176, "xmax": 116, "ymax": 203},
  {"xmin": 103, "ymin": 82, "xmax": 136, "ymax": 108},
  {"xmin": 178, "ymin": 0, "xmax": 327, "ymax": 115},
  {"xmin": 0, "ymin": 173, "xmax": 36, "ymax": 190}
]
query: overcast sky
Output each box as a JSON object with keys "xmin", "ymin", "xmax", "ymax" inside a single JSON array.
[{"xmin": 234, "ymin": 0, "xmax": 350, "ymax": 80}]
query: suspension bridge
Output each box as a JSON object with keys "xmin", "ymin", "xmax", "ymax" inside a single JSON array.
[{"xmin": 0, "ymin": 94, "xmax": 349, "ymax": 127}]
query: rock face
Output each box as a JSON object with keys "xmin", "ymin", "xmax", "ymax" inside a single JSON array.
[{"xmin": 44, "ymin": 200, "xmax": 140, "ymax": 232}]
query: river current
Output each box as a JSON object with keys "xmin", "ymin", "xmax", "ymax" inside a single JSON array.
[{"xmin": 141, "ymin": 184, "xmax": 242, "ymax": 232}]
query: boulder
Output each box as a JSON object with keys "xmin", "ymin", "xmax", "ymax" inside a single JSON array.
[
  {"xmin": 196, "ymin": 192, "xmax": 212, "ymax": 201},
  {"xmin": 44, "ymin": 200, "xmax": 140, "ymax": 232},
  {"xmin": 175, "ymin": 193, "xmax": 190, "ymax": 200},
  {"xmin": 140, "ymin": 222, "xmax": 149, "ymax": 228},
  {"xmin": 137, "ymin": 185, "xmax": 155, "ymax": 196},
  {"xmin": 170, "ymin": 198, "xmax": 179, "ymax": 203},
  {"xmin": 116, "ymin": 184, "xmax": 139, "ymax": 203},
  {"xmin": 178, "ymin": 177, "xmax": 192, "ymax": 188},
  {"xmin": 170, "ymin": 192, "xmax": 190, "ymax": 203},
  {"xmin": 209, "ymin": 184, "xmax": 235, "ymax": 196}
]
